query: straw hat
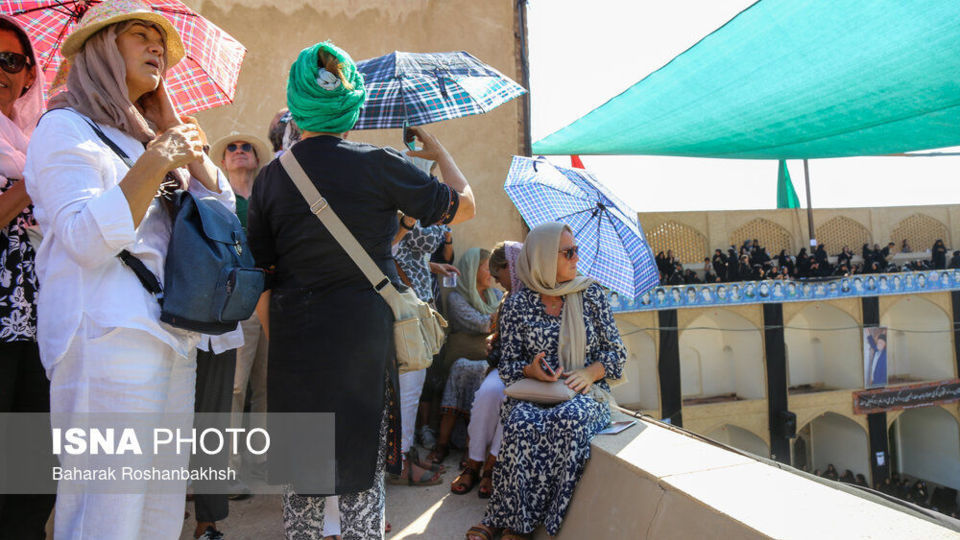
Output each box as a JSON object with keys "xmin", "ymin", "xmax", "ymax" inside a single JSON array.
[
  {"xmin": 60, "ymin": 0, "xmax": 185, "ymax": 67},
  {"xmin": 210, "ymin": 132, "xmax": 273, "ymax": 172}
]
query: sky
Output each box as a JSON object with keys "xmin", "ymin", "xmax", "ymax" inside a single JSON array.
[{"xmin": 525, "ymin": 0, "xmax": 960, "ymax": 213}]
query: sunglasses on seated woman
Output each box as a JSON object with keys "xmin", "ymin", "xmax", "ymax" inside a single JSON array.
[
  {"xmin": 559, "ymin": 246, "xmax": 579, "ymax": 260},
  {"xmin": 0, "ymin": 52, "xmax": 30, "ymax": 74}
]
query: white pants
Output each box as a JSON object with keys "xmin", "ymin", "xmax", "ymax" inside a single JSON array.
[
  {"xmin": 49, "ymin": 325, "xmax": 195, "ymax": 540},
  {"xmin": 398, "ymin": 368, "xmax": 426, "ymax": 454},
  {"xmin": 322, "ymin": 495, "xmax": 340, "ymax": 537},
  {"xmin": 467, "ymin": 369, "xmax": 505, "ymax": 462},
  {"xmin": 229, "ymin": 313, "xmax": 268, "ymax": 471}
]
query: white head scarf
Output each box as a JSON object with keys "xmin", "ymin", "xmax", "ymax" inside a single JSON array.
[
  {"xmin": 516, "ymin": 222, "xmax": 594, "ymax": 374},
  {"xmin": 517, "ymin": 222, "xmax": 624, "ymax": 401},
  {"xmin": 0, "ymin": 15, "xmax": 44, "ymax": 179}
]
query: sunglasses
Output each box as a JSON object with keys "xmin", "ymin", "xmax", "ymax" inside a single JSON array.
[
  {"xmin": 558, "ymin": 246, "xmax": 579, "ymax": 260},
  {"xmin": 226, "ymin": 142, "xmax": 253, "ymax": 153},
  {"xmin": 0, "ymin": 52, "xmax": 30, "ymax": 74}
]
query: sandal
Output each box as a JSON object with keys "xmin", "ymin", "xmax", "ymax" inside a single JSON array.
[
  {"xmin": 387, "ymin": 459, "xmax": 443, "ymax": 486},
  {"xmin": 478, "ymin": 467, "xmax": 494, "ymax": 499},
  {"xmin": 451, "ymin": 463, "xmax": 479, "ymax": 495},
  {"xmin": 408, "ymin": 448, "xmax": 445, "ymax": 473},
  {"xmin": 465, "ymin": 524, "xmax": 499, "ymax": 540},
  {"xmin": 426, "ymin": 443, "xmax": 449, "ymax": 466}
]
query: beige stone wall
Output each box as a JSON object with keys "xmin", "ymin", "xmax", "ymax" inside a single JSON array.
[
  {"xmin": 185, "ymin": 0, "xmax": 526, "ymax": 253},
  {"xmin": 641, "ymin": 204, "xmax": 960, "ymax": 262}
]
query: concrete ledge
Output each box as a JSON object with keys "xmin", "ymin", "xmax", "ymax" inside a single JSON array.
[{"xmin": 541, "ymin": 411, "xmax": 960, "ymax": 539}]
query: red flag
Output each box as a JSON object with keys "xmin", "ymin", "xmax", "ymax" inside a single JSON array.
[{"xmin": 570, "ymin": 155, "xmax": 585, "ymax": 169}]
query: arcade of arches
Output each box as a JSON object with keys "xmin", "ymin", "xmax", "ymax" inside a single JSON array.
[{"xmin": 612, "ymin": 291, "xmax": 960, "ymax": 495}]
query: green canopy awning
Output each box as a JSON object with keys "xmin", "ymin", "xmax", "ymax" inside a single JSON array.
[{"xmin": 533, "ymin": 0, "xmax": 960, "ymax": 159}]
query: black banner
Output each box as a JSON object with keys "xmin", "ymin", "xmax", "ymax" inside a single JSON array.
[{"xmin": 853, "ymin": 379, "xmax": 960, "ymax": 414}]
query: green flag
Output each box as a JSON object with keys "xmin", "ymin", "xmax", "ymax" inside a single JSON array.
[{"xmin": 777, "ymin": 160, "xmax": 800, "ymax": 209}]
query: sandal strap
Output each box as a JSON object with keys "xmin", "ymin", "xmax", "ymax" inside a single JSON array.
[
  {"xmin": 465, "ymin": 525, "xmax": 496, "ymax": 540},
  {"xmin": 454, "ymin": 464, "xmax": 479, "ymax": 483}
]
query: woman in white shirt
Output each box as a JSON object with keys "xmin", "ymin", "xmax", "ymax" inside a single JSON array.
[{"xmin": 23, "ymin": 2, "xmax": 233, "ymax": 538}]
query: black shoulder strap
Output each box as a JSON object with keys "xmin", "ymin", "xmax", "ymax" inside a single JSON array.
[
  {"xmin": 118, "ymin": 249, "xmax": 164, "ymax": 304},
  {"xmin": 51, "ymin": 109, "xmax": 165, "ymax": 304}
]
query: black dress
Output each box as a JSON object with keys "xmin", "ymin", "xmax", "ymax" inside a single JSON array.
[{"xmin": 247, "ymin": 136, "xmax": 456, "ymax": 494}]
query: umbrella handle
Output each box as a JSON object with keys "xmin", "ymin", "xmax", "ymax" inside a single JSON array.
[{"xmin": 436, "ymin": 69, "xmax": 449, "ymax": 99}]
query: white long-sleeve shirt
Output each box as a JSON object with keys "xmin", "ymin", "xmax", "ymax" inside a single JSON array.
[{"xmin": 24, "ymin": 108, "xmax": 235, "ymax": 372}]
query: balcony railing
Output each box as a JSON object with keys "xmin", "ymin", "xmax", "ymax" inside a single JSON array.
[{"xmin": 608, "ymin": 269, "xmax": 960, "ymax": 313}]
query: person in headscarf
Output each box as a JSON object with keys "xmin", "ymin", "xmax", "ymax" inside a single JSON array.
[
  {"xmin": 247, "ymin": 40, "xmax": 475, "ymax": 539},
  {"xmin": 0, "ymin": 15, "xmax": 57, "ymax": 540},
  {"xmin": 23, "ymin": 1, "xmax": 234, "ymax": 538},
  {"xmin": 466, "ymin": 222, "xmax": 626, "ymax": 540},
  {"xmin": 456, "ymin": 240, "xmax": 523, "ymax": 499},
  {"xmin": 387, "ymin": 168, "xmax": 453, "ymax": 488},
  {"xmin": 426, "ymin": 248, "xmax": 502, "ymax": 475}
]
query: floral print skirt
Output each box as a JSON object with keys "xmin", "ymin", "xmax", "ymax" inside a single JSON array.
[{"xmin": 482, "ymin": 394, "xmax": 609, "ymax": 535}]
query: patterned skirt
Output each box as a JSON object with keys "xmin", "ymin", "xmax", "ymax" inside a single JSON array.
[
  {"xmin": 482, "ymin": 394, "xmax": 609, "ymax": 535},
  {"xmin": 440, "ymin": 358, "xmax": 488, "ymax": 415}
]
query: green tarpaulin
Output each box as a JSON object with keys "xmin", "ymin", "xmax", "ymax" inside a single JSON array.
[
  {"xmin": 533, "ymin": 0, "xmax": 960, "ymax": 159},
  {"xmin": 776, "ymin": 160, "xmax": 799, "ymax": 208}
]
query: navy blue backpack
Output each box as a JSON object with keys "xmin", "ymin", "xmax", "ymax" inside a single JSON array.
[{"xmin": 82, "ymin": 114, "xmax": 264, "ymax": 335}]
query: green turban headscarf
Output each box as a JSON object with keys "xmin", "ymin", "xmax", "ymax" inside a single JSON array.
[{"xmin": 287, "ymin": 41, "xmax": 366, "ymax": 134}]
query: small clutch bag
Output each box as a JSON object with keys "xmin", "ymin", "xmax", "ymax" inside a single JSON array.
[{"xmin": 504, "ymin": 379, "xmax": 575, "ymax": 405}]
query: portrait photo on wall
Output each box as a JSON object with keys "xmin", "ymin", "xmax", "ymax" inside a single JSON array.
[{"xmin": 864, "ymin": 327, "xmax": 888, "ymax": 389}]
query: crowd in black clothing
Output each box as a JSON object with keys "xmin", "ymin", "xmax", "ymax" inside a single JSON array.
[
  {"xmin": 656, "ymin": 238, "xmax": 958, "ymax": 286},
  {"xmin": 812, "ymin": 465, "xmax": 958, "ymax": 516}
]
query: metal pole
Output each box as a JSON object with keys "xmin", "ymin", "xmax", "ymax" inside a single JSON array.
[
  {"xmin": 804, "ymin": 159, "xmax": 815, "ymax": 247},
  {"xmin": 516, "ymin": 0, "xmax": 532, "ymax": 157}
]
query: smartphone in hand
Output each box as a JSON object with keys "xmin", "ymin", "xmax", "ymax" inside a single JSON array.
[
  {"xmin": 540, "ymin": 356, "xmax": 556, "ymax": 378},
  {"xmin": 402, "ymin": 120, "xmax": 419, "ymax": 151}
]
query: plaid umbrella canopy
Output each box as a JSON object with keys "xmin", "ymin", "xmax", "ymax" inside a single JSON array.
[
  {"xmin": 354, "ymin": 51, "xmax": 526, "ymax": 129},
  {"xmin": 504, "ymin": 156, "xmax": 659, "ymax": 298},
  {"xmin": 3, "ymin": 0, "xmax": 246, "ymax": 115}
]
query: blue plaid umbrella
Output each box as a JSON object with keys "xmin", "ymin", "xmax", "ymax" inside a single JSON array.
[
  {"xmin": 504, "ymin": 157, "xmax": 659, "ymax": 298},
  {"xmin": 354, "ymin": 51, "xmax": 526, "ymax": 129}
]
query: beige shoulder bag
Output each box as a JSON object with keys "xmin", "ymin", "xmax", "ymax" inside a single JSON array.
[{"xmin": 279, "ymin": 150, "xmax": 447, "ymax": 373}]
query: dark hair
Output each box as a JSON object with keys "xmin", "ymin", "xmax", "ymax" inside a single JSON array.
[
  {"xmin": 268, "ymin": 109, "xmax": 290, "ymax": 152},
  {"xmin": 489, "ymin": 242, "xmax": 509, "ymax": 274},
  {"xmin": 0, "ymin": 19, "xmax": 34, "ymax": 63},
  {"xmin": 317, "ymin": 49, "xmax": 353, "ymax": 90}
]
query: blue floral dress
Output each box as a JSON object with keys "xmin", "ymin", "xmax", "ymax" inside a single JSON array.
[{"xmin": 482, "ymin": 283, "xmax": 626, "ymax": 535}]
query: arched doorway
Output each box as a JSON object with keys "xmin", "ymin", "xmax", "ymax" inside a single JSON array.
[
  {"xmin": 881, "ymin": 297, "xmax": 953, "ymax": 383},
  {"xmin": 785, "ymin": 303, "xmax": 862, "ymax": 392},
  {"xmin": 800, "ymin": 412, "xmax": 870, "ymax": 483},
  {"xmin": 679, "ymin": 310, "xmax": 765, "ymax": 403},
  {"xmin": 889, "ymin": 406, "xmax": 960, "ymax": 490},
  {"xmin": 706, "ymin": 424, "xmax": 769, "ymax": 458}
]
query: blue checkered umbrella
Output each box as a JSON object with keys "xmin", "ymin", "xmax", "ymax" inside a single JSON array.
[
  {"xmin": 504, "ymin": 156, "xmax": 659, "ymax": 298},
  {"xmin": 354, "ymin": 51, "xmax": 526, "ymax": 130}
]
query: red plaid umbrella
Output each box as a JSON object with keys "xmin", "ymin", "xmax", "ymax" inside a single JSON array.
[{"xmin": 2, "ymin": 0, "xmax": 245, "ymax": 114}]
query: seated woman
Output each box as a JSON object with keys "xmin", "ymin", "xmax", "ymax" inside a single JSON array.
[
  {"xmin": 427, "ymin": 247, "xmax": 501, "ymax": 469},
  {"xmin": 458, "ymin": 241, "xmax": 523, "ymax": 498},
  {"xmin": 466, "ymin": 222, "xmax": 626, "ymax": 540}
]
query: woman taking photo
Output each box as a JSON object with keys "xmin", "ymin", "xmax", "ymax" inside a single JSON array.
[
  {"xmin": 247, "ymin": 41, "xmax": 475, "ymax": 538},
  {"xmin": 466, "ymin": 222, "xmax": 626, "ymax": 540},
  {"xmin": 24, "ymin": 2, "xmax": 232, "ymax": 537},
  {"xmin": 0, "ymin": 14, "xmax": 56, "ymax": 540}
]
